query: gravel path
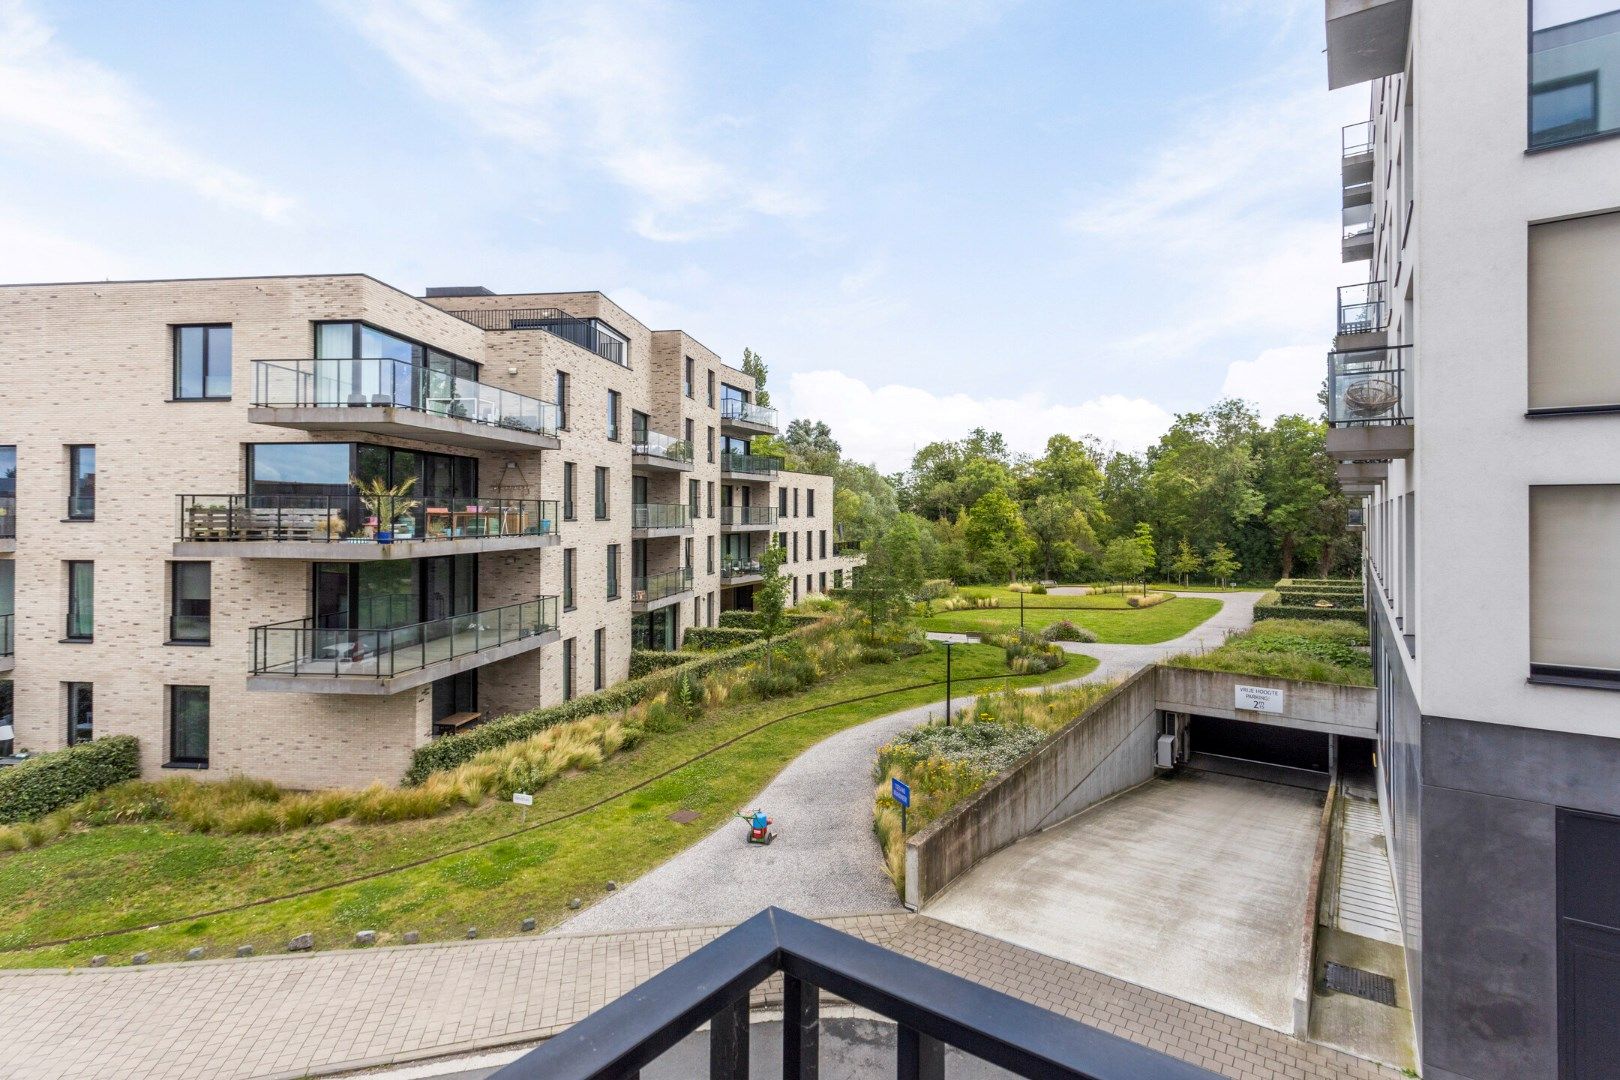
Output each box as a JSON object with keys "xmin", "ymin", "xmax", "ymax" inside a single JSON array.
[{"xmin": 553, "ymin": 590, "xmax": 1266, "ymax": 934}]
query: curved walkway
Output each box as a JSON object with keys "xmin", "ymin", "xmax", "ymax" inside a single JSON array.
[{"xmin": 557, "ymin": 590, "xmax": 1265, "ymax": 934}]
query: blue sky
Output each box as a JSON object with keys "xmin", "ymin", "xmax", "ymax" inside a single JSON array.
[{"xmin": 0, "ymin": 0, "xmax": 1368, "ymax": 471}]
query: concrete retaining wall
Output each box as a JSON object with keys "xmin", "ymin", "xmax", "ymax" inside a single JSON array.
[
  {"xmin": 1154, "ymin": 667, "xmax": 1376, "ymax": 737},
  {"xmin": 903, "ymin": 667, "xmax": 1160, "ymax": 908}
]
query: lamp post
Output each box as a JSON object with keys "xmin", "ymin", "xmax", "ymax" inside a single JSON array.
[
  {"xmin": 1020, "ymin": 590, "xmax": 1025, "ymax": 631},
  {"xmin": 945, "ymin": 640, "xmax": 953, "ymax": 726}
]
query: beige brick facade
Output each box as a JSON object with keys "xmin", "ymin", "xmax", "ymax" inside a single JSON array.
[{"xmin": 0, "ymin": 274, "xmax": 857, "ymax": 789}]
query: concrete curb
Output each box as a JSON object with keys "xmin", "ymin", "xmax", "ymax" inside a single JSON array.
[{"xmin": 1293, "ymin": 780, "xmax": 1340, "ymax": 1036}]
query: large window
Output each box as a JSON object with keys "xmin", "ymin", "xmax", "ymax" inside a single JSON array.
[
  {"xmin": 555, "ymin": 371, "xmax": 571, "ymax": 429},
  {"xmin": 606, "ymin": 390, "xmax": 621, "ymax": 441},
  {"xmin": 67, "ymin": 445, "xmax": 95, "ymax": 520},
  {"xmin": 168, "ymin": 686, "xmax": 210, "ymax": 767},
  {"xmin": 174, "ymin": 325, "xmax": 232, "ymax": 400},
  {"xmin": 66, "ymin": 682, "xmax": 93, "ymax": 745},
  {"xmin": 170, "ymin": 562, "xmax": 211, "ymax": 644},
  {"xmin": 684, "ymin": 356, "xmax": 695, "ymax": 398},
  {"xmin": 1528, "ymin": 210, "xmax": 1620, "ymax": 411},
  {"xmin": 606, "ymin": 544, "xmax": 621, "ymax": 600},
  {"xmin": 1530, "ymin": 484, "xmax": 1620, "ymax": 686},
  {"xmin": 66, "ymin": 561, "xmax": 93, "ymax": 641},
  {"xmin": 1531, "ymin": 3, "xmax": 1620, "ymax": 149}
]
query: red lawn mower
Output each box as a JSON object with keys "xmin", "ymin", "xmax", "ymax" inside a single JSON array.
[{"xmin": 736, "ymin": 809, "xmax": 776, "ymax": 845}]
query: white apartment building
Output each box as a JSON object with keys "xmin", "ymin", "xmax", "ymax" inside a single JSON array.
[
  {"xmin": 0, "ymin": 275, "xmax": 859, "ymax": 790},
  {"xmin": 1326, "ymin": 2, "xmax": 1620, "ymax": 1076}
]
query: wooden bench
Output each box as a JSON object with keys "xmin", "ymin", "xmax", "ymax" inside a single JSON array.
[
  {"xmin": 432, "ymin": 711, "xmax": 484, "ymax": 737},
  {"xmin": 185, "ymin": 506, "xmax": 342, "ymax": 542}
]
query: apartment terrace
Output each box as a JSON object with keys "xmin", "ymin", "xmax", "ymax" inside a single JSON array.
[
  {"xmin": 1325, "ymin": 344, "xmax": 1413, "ymax": 461},
  {"xmin": 720, "ymin": 505, "xmax": 777, "ymax": 531},
  {"xmin": 443, "ymin": 307, "xmax": 630, "ymax": 368},
  {"xmin": 631, "ymin": 430, "xmax": 694, "ymax": 473},
  {"xmin": 174, "ymin": 495, "xmax": 560, "ymax": 560},
  {"xmin": 633, "ymin": 568, "xmax": 694, "ymax": 611},
  {"xmin": 631, "ymin": 503, "xmax": 694, "ymax": 538},
  {"xmin": 721, "ymin": 557, "xmax": 764, "ymax": 585},
  {"xmin": 721, "ymin": 453, "xmax": 783, "ymax": 479},
  {"xmin": 248, "ymin": 597, "xmax": 560, "ymax": 695},
  {"xmin": 720, "ymin": 397, "xmax": 779, "ymax": 435},
  {"xmin": 249, "ymin": 358, "xmax": 561, "ymax": 452}
]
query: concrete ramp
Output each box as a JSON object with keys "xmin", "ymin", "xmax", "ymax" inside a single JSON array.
[{"xmin": 924, "ymin": 770, "xmax": 1323, "ymax": 1033}]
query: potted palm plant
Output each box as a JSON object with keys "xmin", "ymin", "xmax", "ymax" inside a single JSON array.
[{"xmin": 352, "ymin": 475, "xmax": 420, "ymax": 544}]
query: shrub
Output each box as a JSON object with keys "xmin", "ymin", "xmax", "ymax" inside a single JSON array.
[
  {"xmin": 1273, "ymin": 588, "xmax": 1364, "ymax": 608},
  {"xmin": 983, "ymin": 628, "xmax": 1068, "ymax": 675},
  {"xmin": 916, "ymin": 579, "xmax": 954, "ymax": 601},
  {"xmin": 1125, "ymin": 592, "xmax": 1170, "ymax": 609},
  {"xmin": 684, "ymin": 626, "xmax": 762, "ymax": 650},
  {"xmin": 1041, "ymin": 620, "xmax": 1097, "ymax": 643},
  {"xmin": 718, "ymin": 610, "xmax": 823, "ymax": 630},
  {"xmin": 0, "ymin": 736, "xmax": 141, "ymax": 824},
  {"xmin": 1252, "ymin": 596, "xmax": 1367, "ymax": 624},
  {"xmin": 1007, "ymin": 582, "xmax": 1033, "ymax": 594},
  {"xmin": 858, "ymin": 645, "xmax": 897, "ymax": 665},
  {"xmin": 1030, "ymin": 583, "xmax": 1048, "ymax": 595},
  {"xmin": 629, "ymin": 650, "xmax": 691, "ymax": 678},
  {"xmin": 1166, "ymin": 619, "xmax": 1372, "ymax": 685}
]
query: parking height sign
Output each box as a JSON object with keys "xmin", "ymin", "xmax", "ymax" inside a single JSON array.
[{"xmin": 1234, "ymin": 684, "xmax": 1286, "ymax": 714}]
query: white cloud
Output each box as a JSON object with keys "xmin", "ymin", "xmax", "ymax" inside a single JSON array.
[
  {"xmin": 331, "ymin": 0, "xmax": 814, "ymax": 241},
  {"xmin": 0, "ymin": 213, "xmax": 129, "ymax": 283},
  {"xmin": 0, "ymin": 0, "xmax": 293, "ymax": 219},
  {"xmin": 1219, "ymin": 345, "xmax": 1324, "ymax": 421},
  {"xmin": 784, "ymin": 368, "xmax": 1175, "ymax": 473}
]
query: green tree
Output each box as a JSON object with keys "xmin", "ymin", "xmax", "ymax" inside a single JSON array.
[
  {"xmin": 1025, "ymin": 492, "xmax": 1098, "ymax": 581},
  {"xmin": 963, "ymin": 488, "xmax": 1032, "ymax": 583},
  {"xmin": 1255, "ymin": 413, "xmax": 1338, "ymax": 579},
  {"xmin": 1101, "ymin": 536, "xmax": 1149, "ymax": 589},
  {"xmin": 849, "ymin": 526, "xmax": 916, "ymax": 641},
  {"xmin": 1206, "ymin": 542, "xmax": 1241, "ymax": 587},
  {"xmin": 1132, "ymin": 521, "xmax": 1157, "ymax": 575},
  {"xmin": 754, "ymin": 542, "xmax": 789, "ymax": 671},
  {"xmin": 1169, "ymin": 538, "xmax": 1202, "ymax": 585},
  {"xmin": 741, "ymin": 348, "xmax": 770, "ymax": 407},
  {"xmin": 783, "ymin": 419, "xmax": 841, "ymax": 474},
  {"xmin": 900, "ymin": 428, "xmax": 1015, "ymax": 522},
  {"xmin": 1143, "ymin": 399, "xmax": 1264, "ymax": 557}
]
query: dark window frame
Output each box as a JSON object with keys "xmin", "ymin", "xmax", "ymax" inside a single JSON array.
[
  {"xmin": 65, "ymin": 560, "xmax": 93, "ymax": 641},
  {"xmin": 606, "ymin": 544, "xmax": 621, "ymax": 600},
  {"xmin": 606, "ymin": 390, "xmax": 622, "ymax": 442},
  {"xmin": 595, "ymin": 466, "xmax": 610, "ymax": 520},
  {"xmin": 555, "ymin": 370, "xmax": 571, "ymax": 430},
  {"xmin": 167, "ymin": 685, "xmax": 211, "ymax": 767},
  {"xmin": 563, "ymin": 461, "xmax": 577, "ymax": 521},
  {"xmin": 66, "ymin": 682, "xmax": 93, "ymax": 745},
  {"xmin": 594, "ymin": 627, "xmax": 606, "ymax": 691},
  {"xmin": 67, "ymin": 445, "xmax": 95, "ymax": 521},
  {"xmin": 562, "ymin": 637, "xmax": 576, "ymax": 701},
  {"xmin": 172, "ymin": 323, "xmax": 233, "ymax": 402},
  {"xmin": 169, "ymin": 561, "xmax": 212, "ymax": 645},
  {"xmin": 563, "ymin": 547, "xmax": 577, "ymax": 611}
]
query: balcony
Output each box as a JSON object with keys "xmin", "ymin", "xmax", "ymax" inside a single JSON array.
[
  {"xmin": 445, "ymin": 308, "xmax": 629, "ymax": 368},
  {"xmin": 1336, "ymin": 280, "xmax": 1388, "ymax": 349},
  {"xmin": 720, "ymin": 505, "xmax": 776, "ymax": 531},
  {"xmin": 0, "ymin": 495, "xmax": 12, "ymax": 553},
  {"xmin": 631, "ymin": 503, "xmax": 694, "ymax": 538},
  {"xmin": 250, "ymin": 358, "xmax": 561, "ymax": 452},
  {"xmin": 631, "ymin": 431, "xmax": 694, "ymax": 473},
  {"xmin": 248, "ymin": 597, "xmax": 560, "ymax": 695},
  {"xmin": 1348, "ymin": 506, "xmax": 1366, "ymax": 531},
  {"xmin": 721, "ymin": 557, "xmax": 764, "ymax": 585},
  {"xmin": 175, "ymin": 495, "xmax": 559, "ymax": 560},
  {"xmin": 1326, "ymin": 345, "xmax": 1413, "ymax": 461},
  {"xmin": 0, "ymin": 613, "xmax": 11, "ymax": 673},
  {"xmin": 721, "ymin": 453, "xmax": 783, "ymax": 479},
  {"xmin": 488, "ymin": 906, "xmax": 1219, "ymax": 1080},
  {"xmin": 721, "ymin": 397, "xmax": 779, "ymax": 434},
  {"xmin": 1325, "ymin": 0, "xmax": 1411, "ymax": 90},
  {"xmin": 1342, "ymin": 204, "xmax": 1374, "ymax": 263},
  {"xmin": 1336, "ymin": 461, "xmax": 1389, "ymax": 494},
  {"xmin": 632, "ymin": 568, "xmax": 694, "ymax": 611},
  {"xmin": 833, "ymin": 539, "xmax": 865, "ymax": 557}
]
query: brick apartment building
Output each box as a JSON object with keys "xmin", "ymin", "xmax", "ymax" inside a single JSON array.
[{"xmin": 0, "ymin": 275, "xmax": 859, "ymax": 789}]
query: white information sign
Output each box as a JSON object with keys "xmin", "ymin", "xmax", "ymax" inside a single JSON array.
[
  {"xmin": 1234, "ymin": 684, "xmax": 1286, "ymax": 714},
  {"xmin": 512, "ymin": 792, "xmax": 534, "ymax": 807}
]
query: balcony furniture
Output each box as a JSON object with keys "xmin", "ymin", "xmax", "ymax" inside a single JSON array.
[
  {"xmin": 1343, "ymin": 377, "xmax": 1402, "ymax": 417},
  {"xmin": 184, "ymin": 504, "xmax": 342, "ymax": 542}
]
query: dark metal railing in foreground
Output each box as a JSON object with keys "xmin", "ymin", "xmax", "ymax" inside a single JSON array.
[{"xmin": 492, "ymin": 907, "xmax": 1220, "ymax": 1080}]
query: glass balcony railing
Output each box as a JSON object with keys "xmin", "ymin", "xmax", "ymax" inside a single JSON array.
[
  {"xmin": 1343, "ymin": 120, "xmax": 1374, "ymax": 158},
  {"xmin": 0, "ymin": 495, "xmax": 13, "ymax": 539},
  {"xmin": 0, "ymin": 613, "xmax": 12, "ymax": 657},
  {"xmin": 251, "ymin": 358, "xmax": 561, "ymax": 436},
  {"xmin": 1328, "ymin": 346, "xmax": 1411, "ymax": 427},
  {"xmin": 721, "ymin": 398, "xmax": 779, "ymax": 429},
  {"xmin": 721, "ymin": 505, "xmax": 777, "ymax": 527},
  {"xmin": 445, "ymin": 308, "xmax": 630, "ymax": 367},
  {"xmin": 1337, "ymin": 281, "xmax": 1388, "ymax": 335},
  {"xmin": 631, "ymin": 430, "xmax": 693, "ymax": 463},
  {"xmin": 721, "ymin": 453, "xmax": 784, "ymax": 476},
  {"xmin": 633, "ymin": 568, "xmax": 694, "ymax": 603},
  {"xmin": 179, "ymin": 495, "xmax": 558, "ymax": 545},
  {"xmin": 632, "ymin": 503, "xmax": 693, "ymax": 530},
  {"xmin": 721, "ymin": 557, "xmax": 763, "ymax": 579},
  {"xmin": 251, "ymin": 597, "xmax": 558, "ymax": 681}
]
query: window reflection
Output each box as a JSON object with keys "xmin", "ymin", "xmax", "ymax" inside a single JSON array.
[{"xmin": 1531, "ymin": 3, "xmax": 1620, "ymax": 147}]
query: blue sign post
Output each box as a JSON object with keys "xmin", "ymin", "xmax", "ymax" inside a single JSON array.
[{"xmin": 891, "ymin": 777, "xmax": 911, "ymax": 835}]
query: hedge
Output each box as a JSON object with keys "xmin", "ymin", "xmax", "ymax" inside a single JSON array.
[
  {"xmin": 629, "ymin": 650, "xmax": 694, "ymax": 679},
  {"xmin": 1253, "ymin": 602, "xmax": 1368, "ymax": 624},
  {"xmin": 718, "ymin": 610, "xmax": 823, "ymax": 631},
  {"xmin": 1276, "ymin": 578, "xmax": 1364, "ymax": 590},
  {"xmin": 683, "ymin": 626, "xmax": 763, "ymax": 650},
  {"xmin": 405, "ymin": 627, "xmax": 820, "ymax": 783},
  {"xmin": 0, "ymin": 735, "xmax": 141, "ymax": 823},
  {"xmin": 1274, "ymin": 589, "xmax": 1365, "ymax": 607}
]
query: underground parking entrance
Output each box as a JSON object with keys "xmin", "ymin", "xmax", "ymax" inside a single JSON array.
[{"xmin": 1184, "ymin": 713, "xmax": 1378, "ymax": 795}]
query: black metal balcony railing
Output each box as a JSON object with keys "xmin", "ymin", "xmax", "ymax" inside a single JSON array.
[
  {"xmin": 631, "ymin": 430, "xmax": 693, "ymax": 463},
  {"xmin": 721, "ymin": 397, "xmax": 779, "ymax": 429},
  {"xmin": 721, "ymin": 453, "xmax": 784, "ymax": 477},
  {"xmin": 0, "ymin": 613, "xmax": 12, "ymax": 656},
  {"xmin": 720, "ymin": 506, "xmax": 776, "ymax": 527},
  {"xmin": 251, "ymin": 358, "xmax": 561, "ymax": 436},
  {"xmin": 251, "ymin": 597, "xmax": 559, "ymax": 680},
  {"xmin": 633, "ymin": 568, "xmax": 693, "ymax": 603},
  {"xmin": 179, "ymin": 495, "xmax": 559, "ymax": 545},
  {"xmin": 632, "ymin": 503, "xmax": 693, "ymax": 530},
  {"xmin": 1343, "ymin": 119, "xmax": 1374, "ymax": 158},
  {"xmin": 0, "ymin": 495, "xmax": 13, "ymax": 538},
  {"xmin": 1337, "ymin": 280, "xmax": 1388, "ymax": 335},
  {"xmin": 721, "ymin": 557, "xmax": 763, "ymax": 579},
  {"xmin": 1328, "ymin": 346, "xmax": 1411, "ymax": 427},
  {"xmin": 490, "ymin": 907, "xmax": 1219, "ymax": 1080},
  {"xmin": 445, "ymin": 308, "xmax": 629, "ymax": 368}
]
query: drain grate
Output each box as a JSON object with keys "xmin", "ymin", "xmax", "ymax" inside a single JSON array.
[{"xmin": 1324, "ymin": 962, "xmax": 1397, "ymax": 1005}]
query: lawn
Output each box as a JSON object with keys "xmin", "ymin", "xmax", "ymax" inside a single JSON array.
[
  {"xmin": 0, "ymin": 642, "xmax": 1095, "ymax": 969},
  {"xmin": 1164, "ymin": 619, "xmax": 1372, "ymax": 686},
  {"xmin": 916, "ymin": 596, "xmax": 1223, "ymax": 644}
]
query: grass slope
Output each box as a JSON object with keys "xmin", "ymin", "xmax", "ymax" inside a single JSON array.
[
  {"xmin": 916, "ymin": 596, "xmax": 1222, "ymax": 644},
  {"xmin": 1164, "ymin": 619, "xmax": 1372, "ymax": 686},
  {"xmin": 0, "ymin": 643, "xmax": 1095, "ymax": 969}
]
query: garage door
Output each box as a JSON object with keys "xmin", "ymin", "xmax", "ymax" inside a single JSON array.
[{"xmin": 1188, "ymin": 715, "xmax": 1330, "ymax": 773}]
